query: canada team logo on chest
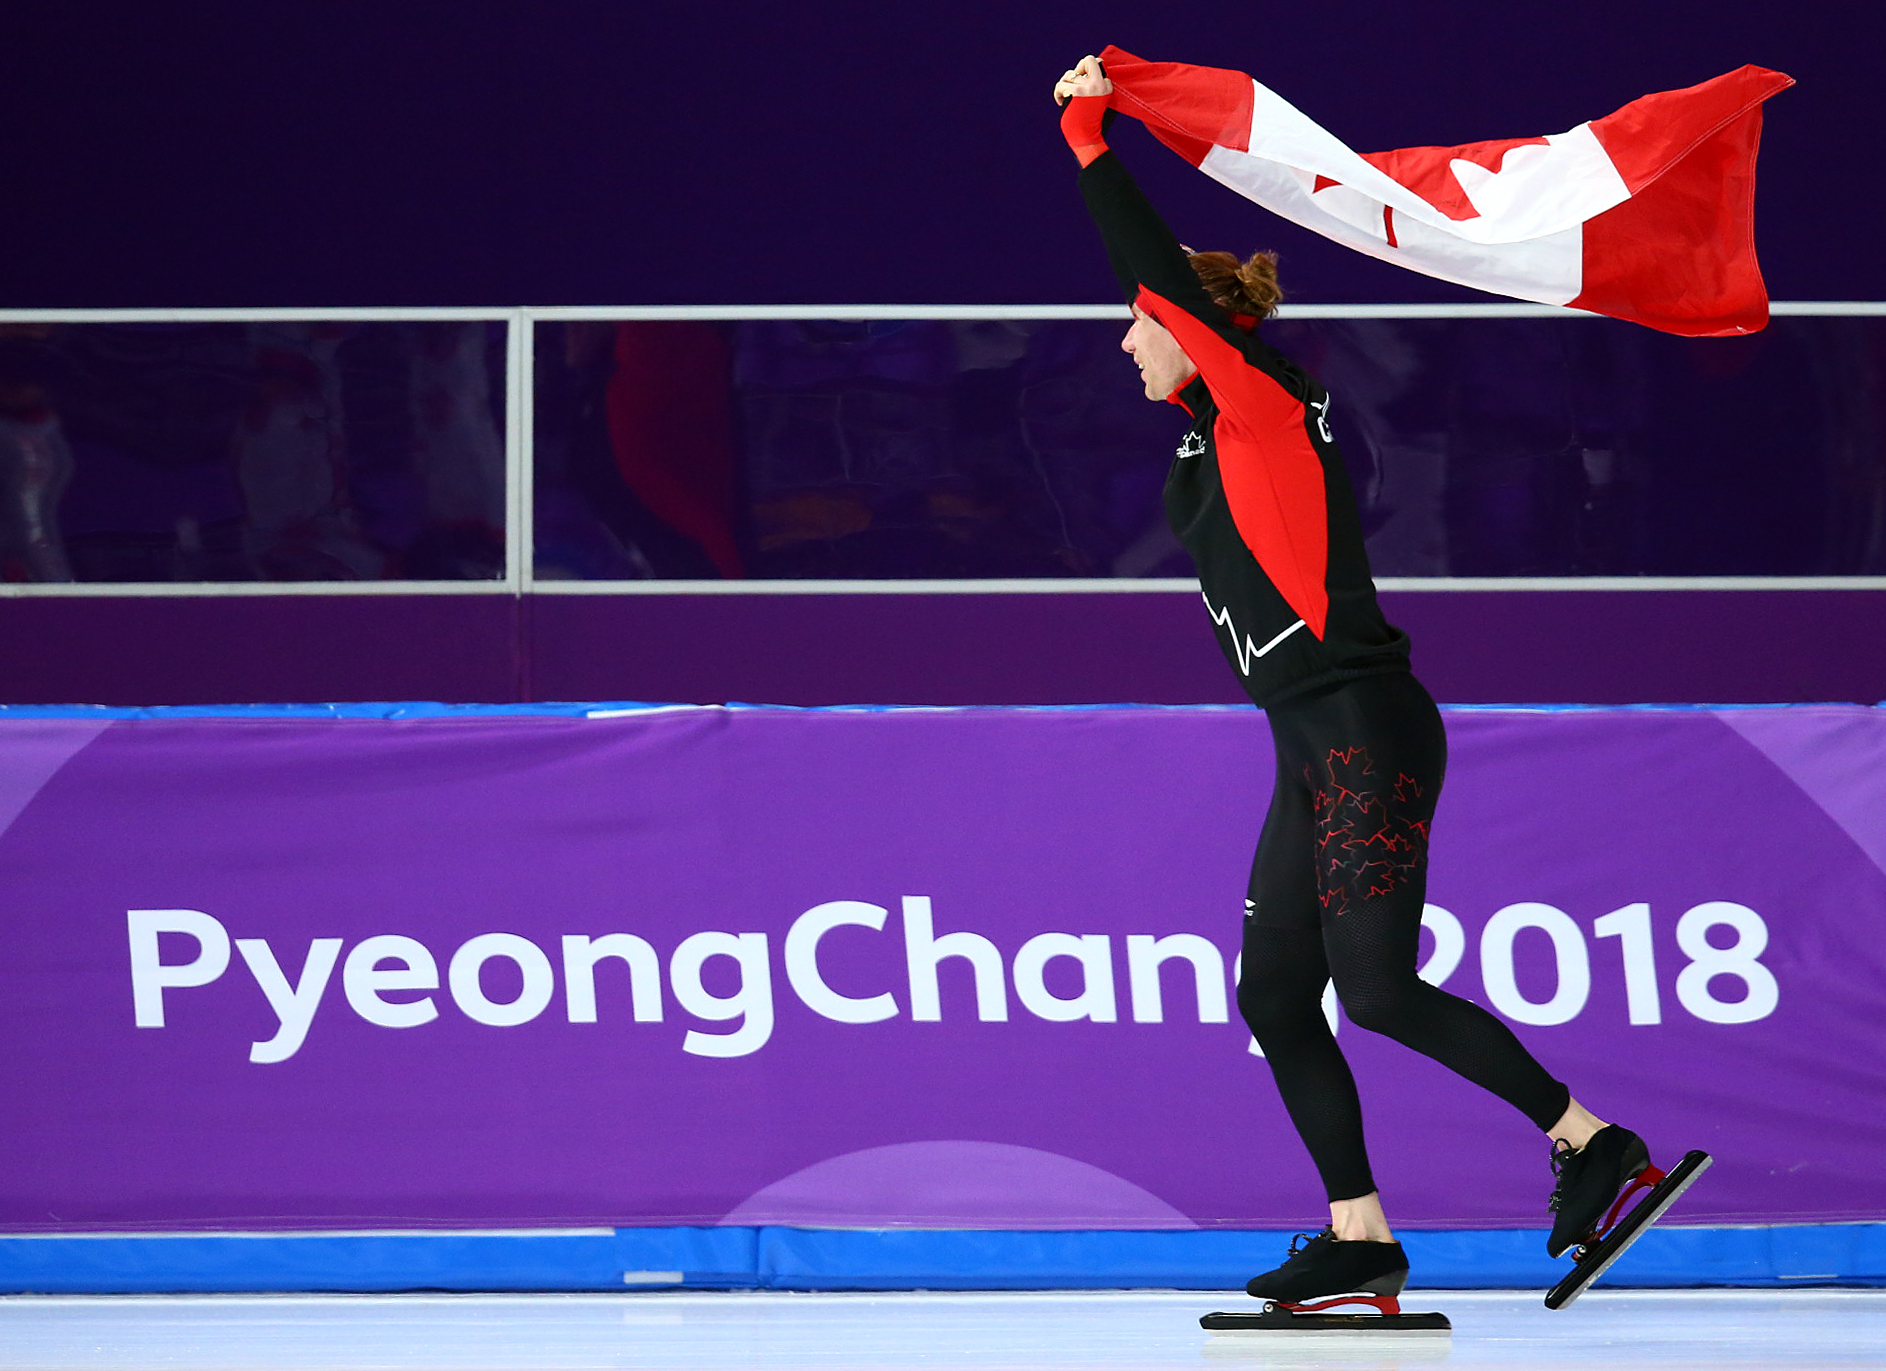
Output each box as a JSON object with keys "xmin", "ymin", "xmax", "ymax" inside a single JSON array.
[{"xmin": 1176, "ymin": 430, "xmax": 1207, "ymax": 460}]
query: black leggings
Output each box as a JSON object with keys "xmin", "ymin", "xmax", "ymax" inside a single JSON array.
[{"xmin": 1237, "ymin": 672, "xmax": 1570, "ymax": 1202}]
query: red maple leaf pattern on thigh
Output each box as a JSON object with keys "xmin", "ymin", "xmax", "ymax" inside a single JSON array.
[{"xmin": 1306, "ymin": 746, "xmax": 1430, "ymax": 915}]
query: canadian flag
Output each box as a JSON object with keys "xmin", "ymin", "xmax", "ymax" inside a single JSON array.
[{"xmin": 1098, "ymin": 46, "xmax": 1793, "ymax": 336}]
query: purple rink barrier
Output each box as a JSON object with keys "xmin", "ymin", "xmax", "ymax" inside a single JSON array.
[{"xmin": 1, "ymin": 704, "xmax": 1884, "ymax": 1245}]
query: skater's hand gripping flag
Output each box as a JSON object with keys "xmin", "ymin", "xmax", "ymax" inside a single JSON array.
[{"xmin": 1093, "ymin": 46, "xmax": 1793, "ymax": 336}]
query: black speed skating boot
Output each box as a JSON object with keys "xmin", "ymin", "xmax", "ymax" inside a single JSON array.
[
  {"xmin": 1546, "ymin": 1124, "xmax": 1653, "ymax": 1258},
  {"xmin": 1544, "ymin": 1145, "xmax": 1713, "ymax": 1310},
  {"xmin": 1245, "ymin": 1228, "xmax": 1410, "ymax": 1303}
]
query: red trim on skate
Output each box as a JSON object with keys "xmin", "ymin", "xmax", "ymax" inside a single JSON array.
[
  {"xmin": 1597, "ymin": 1163, "xmax": 1667, "ymax": 1238},
  {"xmin": 1284, "ymin": 1293, "xmax": 1402, "ymax": 1316}
]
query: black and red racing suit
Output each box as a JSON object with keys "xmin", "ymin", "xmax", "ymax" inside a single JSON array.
[
  {"xmin": 1064, "ymin": 90, "xmax": 1570, "ymax": 1205},
  {"xmin": 1065, "ymin": 96, "xmax": 1409, "ymax": 708}
]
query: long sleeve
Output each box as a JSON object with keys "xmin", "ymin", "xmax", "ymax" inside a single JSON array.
[
  {"xmin": 1062, "ymin": 82, "xmax": 1409, "ymax": 692},
  {"xmin": 1075, "ymin": 149, "xmax": 1315, "ymax": 422},
  {"xmin": 1076, "ymin": 149, "xmax": 1224, "ymax": 326},
  {"xmin": 1071, "ymin": 128, "xmax": 1336, "ymax": 644},
  {"xmin": 1078, "ymin": 148, "xmax": 1316, "ymax": 434}
]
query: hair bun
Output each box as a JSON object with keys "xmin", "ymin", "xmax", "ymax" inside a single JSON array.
[{"xmin": 1186, "ymin": 248, "xmax": 1283, "ymax": 323}]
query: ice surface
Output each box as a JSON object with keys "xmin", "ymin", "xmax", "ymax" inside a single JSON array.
[{"xmin": 0, "ymin": 1289, "xmax": 1881, "ymax": 1370}]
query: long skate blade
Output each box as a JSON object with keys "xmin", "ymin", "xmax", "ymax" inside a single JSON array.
[
  {"xmin": 1202, "ymin": 1308, "xmax": 1451, "ymax": 1334},
  {"xmin": 1545, "ymin": 1149, "xmax": 1712, "ymax": 1310}
]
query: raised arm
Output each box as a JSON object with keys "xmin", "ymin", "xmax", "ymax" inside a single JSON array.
[
  {"xmin": 1056, "ymin": 56, "xmax": 1280, "ymax": 385},
  {"xmin": 1054, "ymin": 55, "xmax": 1334, "ymax": 638}
]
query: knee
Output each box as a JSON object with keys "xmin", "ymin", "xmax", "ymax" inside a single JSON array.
[
  {"xmin": 1235, "ymin": 975, "xmax": 1278, "ymax": 1038},
  {"xmin": 1336, "ymin": 975, "xmax": 1427, "ymax": 1038},
  {"xmin": 1237, "ymin": 971, "xmax": 1326, "ymax": 1047}
]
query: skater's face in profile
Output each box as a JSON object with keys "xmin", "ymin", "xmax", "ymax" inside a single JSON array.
[{"xmin": 1121, "ymin": 307, "xmax": 1195, "ymax": 401}]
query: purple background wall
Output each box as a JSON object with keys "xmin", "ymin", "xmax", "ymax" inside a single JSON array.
[
  {"xmin": 3, "ymin": 1, "xmax": 1878, "ymax": 308},
  {"xmin": 2, "ymin": 589, "xmax": 1881, "ymax": 708},
  {"xmin": 4, "ymin": 6, "xmax": 1881, "ymax": 708}
]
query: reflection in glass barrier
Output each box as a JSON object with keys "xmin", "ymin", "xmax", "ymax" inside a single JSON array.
[
  {"xmin": 532, "ymin": 315, "xmax": 1886, "ymax": 581},
  {"xmin": 532, "ymin": 319, "xmax": 1189, "ymax": 581},
  {"xmin": 0, "ymin": 320, "xmax": 506, "ymax": 583}
]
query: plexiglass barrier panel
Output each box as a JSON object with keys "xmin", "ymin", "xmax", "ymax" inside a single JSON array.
[
  {"xmin": 532, "ymin": 315, "xmax": 1886, "ymax": 581},
  {"xmin": 0, "ymin": 320, "xmax": 507, "ymax": 583},
  {"xmin": 532, "ymin": 318, "xmax": 1188, "ymax": 581}
]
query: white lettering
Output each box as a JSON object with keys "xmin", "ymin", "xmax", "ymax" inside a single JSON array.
[
  {"xmin": 785, "ymin": 901, "xmax": 899, "ymax": 1024},
  {"xmin": 1593, "ymin": 903, "xmax": 1662, "ymax": 1025},
  {"xmin": 670, "ymin": 931, "xmax": 773, "ymax": 1057},
  {"xmin": 130, "ymin": 894, "xmax": 1781, "ymax": 1061},
  {"xmin": 449, "ymin": 933, "xmax": 555, "ymax": 1027},
  {"xmin": 1675, "ymin": 902, "xmax": 1778, "ymax": 1024},
  {"xmin": 1310, "ymin": 392, "xmax": 1334, "ymax": 442},
  {"xmin": 237, "ymin": 937, "xmax": 342, "ymax": 1063},
  {"xmin": 343, "ymin": 935, "xmax": 439, "ymax": 1028},
  {"xmin": 903, "ymin": 896, "xmax": 1008, "ymax": 1022},
  {"xmin": 1418, "ymin": 904, "xmax": 1466, "ymax": 986},
  {"xmin": 1480, "ymin": 902, "xmax": 1590, "ymax": 1026},
  {"xmin": 1014, "ymin": 933, "xmax": 1116, "ymax": 1023},
  {"xmin": 1125, "ymin": 934, "xmax": 1227, "ymax": 1024},
  {"xmin": 127, "ymin": 909, "xmax": 230, "ymax": 1027},
  {"xmin": 562, "ymin": 934, "xmax": 663, "ymax": 1023}
]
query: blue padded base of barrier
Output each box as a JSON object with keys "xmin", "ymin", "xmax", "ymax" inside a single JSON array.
[{"xmin": 1, "ymin": 1225, "xmax": 1883, "ymax": 1294}]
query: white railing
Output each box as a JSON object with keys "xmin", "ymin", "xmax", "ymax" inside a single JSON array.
[{"xmin": 1, "ymin": 302, "xmax": 1881, "ymax": 597}]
